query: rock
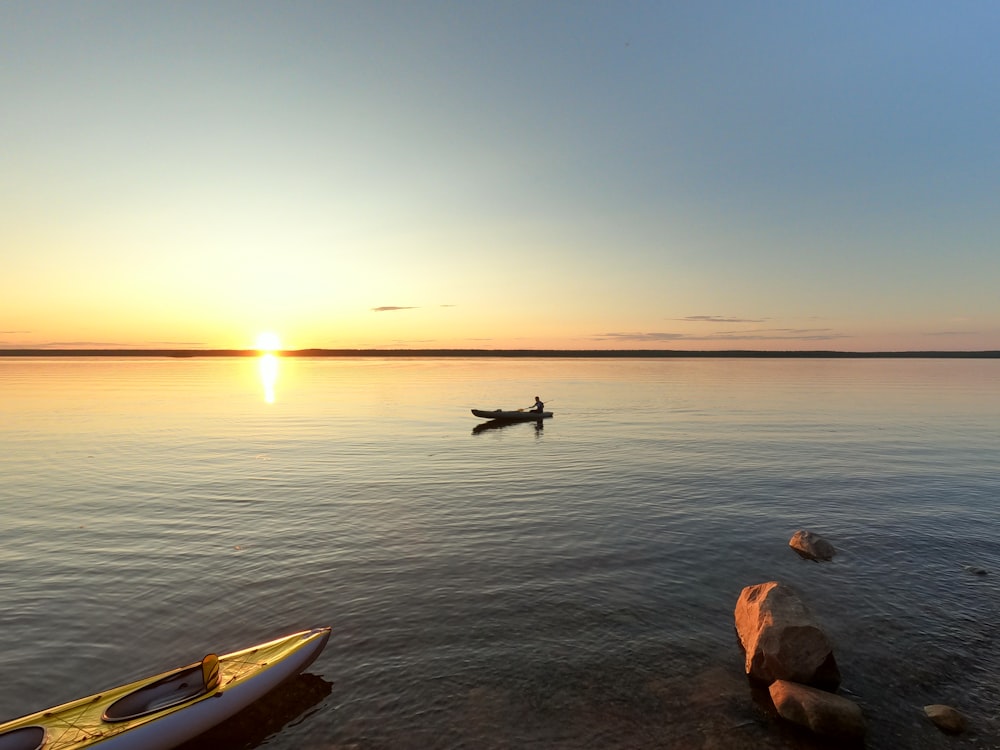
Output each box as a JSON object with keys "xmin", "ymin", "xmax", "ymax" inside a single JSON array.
[
  {"xmin": 924, "ymin": 704, "xmax": 966, "ymax": 734},
  {"xmin": 789, "ymin": 530, "xmax": 836, "ymax": 561},
  {"xmin": 769, "ymin": 680, "xmax": 865, "ymax": 740},
  {"xmin": 963, "ymin": 565, "xmax": 988, "ymax": 576},
  {"xmin": 734, "ymin": 581, "xmax": 840, "ymax": 688}
]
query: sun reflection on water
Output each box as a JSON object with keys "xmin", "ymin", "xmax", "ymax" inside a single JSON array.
[{"xmin": 258, "ymin": 353, "xmax": 279, "ymax": 404}]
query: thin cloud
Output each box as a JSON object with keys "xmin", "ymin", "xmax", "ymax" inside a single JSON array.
[
  {"xmin": 714, "ymin": 328, "xmax": 834, "ymax": 338},
  {"xmin": 596, "ymin": 328, "xmax": 848, "ymax": 343},
  {"xmin": 708, "ymin": 330, "xmax": 848, "ymax": 342},
  {"xmin": 1, "ymin": 338, "xmax": 211, "ymax": 349},
  {"xmin": 372, "ymin": 304, "xmax": 455, "ymax": 312},
  {"xmin": 30, "ymin": 341, "xmax": 147, "ymax": 348},
  {"xmin": 597, "ymin": 332, "xmax": 689, "ymax": 342},
  {"xmin": 678, "ymin": 316, "xmax": 767, "ymax": 323}
]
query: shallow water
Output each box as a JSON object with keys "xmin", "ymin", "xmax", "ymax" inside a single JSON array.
[{"xmin": 1, "ymin": 356, "xmax": 998, "ymax": 748}]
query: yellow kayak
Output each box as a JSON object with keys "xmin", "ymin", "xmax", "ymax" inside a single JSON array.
[{"xmin": 0, "ymin": 627, "xmax": 331, "ymax": 750}]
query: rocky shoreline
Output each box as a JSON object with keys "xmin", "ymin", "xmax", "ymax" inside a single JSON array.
[{"xmin": 733, "ymin": 529, "xmax": 979, "ymax": 744}]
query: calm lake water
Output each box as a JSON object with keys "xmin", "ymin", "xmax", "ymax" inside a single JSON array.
[{"xmin": 1, "ymin": 356, "xmax": 998, "ymax": 749}]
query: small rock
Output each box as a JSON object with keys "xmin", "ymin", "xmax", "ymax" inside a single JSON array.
[
  {"xmin": 789, "ymin": 530, "xmax": 836, "ymax": 561},
  {"xmin": 734, "ymin": 581, "xmax": 840, "ymax": 688},
  {"xmin": 963, "ymin": 565, "xmax": 988, "ymax": 576},
  {"xmin": 769, "ymin": 679, "xmax": 866, "ymax": 740},
  {"xmin": 924, "ymin": 704, "xmax": 966, "ymax": 734}
]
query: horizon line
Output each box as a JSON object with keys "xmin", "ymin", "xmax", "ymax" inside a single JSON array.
[{"xmin": 1, "ymin": 348, "xmax": 998, "ymax": 359}]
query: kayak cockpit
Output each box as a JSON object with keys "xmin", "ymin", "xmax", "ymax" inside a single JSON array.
[
  {"xmin": 102, "ymin": 653, "xmax": 220, "ymax": 722},
  {"xmin": 0, "ymin": 726, "xmax": 44, "ymax": 750}
]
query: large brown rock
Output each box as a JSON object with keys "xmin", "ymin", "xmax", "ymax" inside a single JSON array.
[
  {"xmin": 924, "ymin": 704, "xmax": 966, "ymax": 734},
  {"xmin": 769, "ymin": 679, "xmax": 866, "ymax": 740},
  {"xmin": 734, "ymin": 581, "xmax": 840, "ymax": 688},
  {"xmin": 789, "ymin": 530, "xmax": 836, "ymax": 561}
]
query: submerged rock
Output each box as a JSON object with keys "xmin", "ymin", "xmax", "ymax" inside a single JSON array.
[
  {"xmin": 734, "ymin": 581, "xmax": 840, "ymax": 688},
  {"xmin": 924, "ymin": 704, "xmax": 966, "ymax": 734},
  {"xmin": 789, "ymin": 530, "xmax": 836, "ymax": 561},
  {"xmin": 769, "ymin": 679, "xmax": 865, "ymax": 740}
]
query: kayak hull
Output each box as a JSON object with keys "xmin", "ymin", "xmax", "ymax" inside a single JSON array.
[
  {"xmin": 471, "ymin": 409, "xmax": 553, "ymax": 421},
  {"xmin": 0, "ymin": 627, "xmax": 331, "ymax": 750}
]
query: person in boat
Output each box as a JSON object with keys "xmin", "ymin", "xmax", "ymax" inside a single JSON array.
[{"xmin": 530, "ymin": 396, "xmax": 544, "ymax": 413}]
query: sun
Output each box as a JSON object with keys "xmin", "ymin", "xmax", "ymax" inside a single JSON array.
[{"xmin": 254, "ymin": 331, "xmax": 282, "ymax": 353}]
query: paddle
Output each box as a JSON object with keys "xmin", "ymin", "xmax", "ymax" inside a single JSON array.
[{"xmin": 520, "ymin": 400, "xmax": 551, "ymax": 412}]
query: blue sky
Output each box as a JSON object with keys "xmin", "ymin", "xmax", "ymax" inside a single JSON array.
[{"xmin": 2, "ymin": 2, "xmax": 998, "ymax": 350}]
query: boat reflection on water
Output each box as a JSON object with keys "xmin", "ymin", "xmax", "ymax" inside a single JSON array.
[
  {"xmin": 175, "ymin": 672, "xmax": 332, "ymax": 749},
  {"xmin": 472, "ymin": 418, "xmax": 545, "ymax": 435}
]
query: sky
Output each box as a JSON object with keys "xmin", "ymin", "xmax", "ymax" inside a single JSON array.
[{"xmin": 2, "ymin": 2, "xmax": 998, "ymax": 352}]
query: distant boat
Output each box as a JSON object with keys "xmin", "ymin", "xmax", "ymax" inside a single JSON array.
[
  {"xmin": 471, "ymin": 408, "xmax": 553, "ymax": 421},
  {"xmin": 0, "ymin": 627, "xmax": 331, "ymax": 750}
]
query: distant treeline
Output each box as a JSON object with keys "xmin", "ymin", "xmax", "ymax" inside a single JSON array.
[{"xmin": 1, "ymin": 349, "xmax": 998, "ymax": 359}]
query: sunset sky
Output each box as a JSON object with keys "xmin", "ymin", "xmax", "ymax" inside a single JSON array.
[{"xmin": 2, "ymin": 2, "xmax": 998, "ymax": 351}]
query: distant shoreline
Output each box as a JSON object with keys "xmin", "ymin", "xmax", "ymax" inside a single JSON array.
[{"xmin": 1, "ymin": 348, "xmax": 998, "ymax": 359}]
